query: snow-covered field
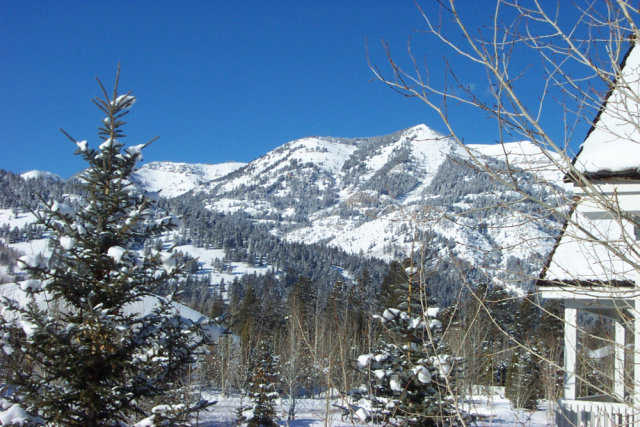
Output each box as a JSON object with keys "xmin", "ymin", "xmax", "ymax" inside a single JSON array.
[
  {"xmin": 175, "ymin": 244, "xmax": 274, "ymax": 288},
  {"xmin": 193, "ymin": 390, "xmax": 551, "ymax": 426},
  {"xmin": 0, "ymin": 209, "xmax": 37, "ymax": 229}
]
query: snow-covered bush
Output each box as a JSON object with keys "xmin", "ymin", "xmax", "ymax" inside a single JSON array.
[{"xmin": 0, "ymin": 70, "xmax": 212, "ymax": 425}]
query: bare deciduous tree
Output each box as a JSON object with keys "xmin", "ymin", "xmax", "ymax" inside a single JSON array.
[{"xmin": 371, "ymin": 1, "xmax": 640, "ymax": 424}]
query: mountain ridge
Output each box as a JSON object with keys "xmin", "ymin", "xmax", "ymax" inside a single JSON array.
[
  {"xmin": 4, "ymin": 124, "xmax": 567, "ymax": 299},
  {"xmin": 171, "ymin": 124, "xmax": 566, "ymax": 296}
]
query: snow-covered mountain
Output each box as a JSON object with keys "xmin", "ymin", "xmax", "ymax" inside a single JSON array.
[
  {"xmin": 468, "ymin": 140, "xmax": 567, "ymax": 184},
  {"xmin": 20, "ymin": 170, "xmax": 61, "ymax": 181},
  {"xmin": 1, "ymin": 124, "xmax": 567, "ymax": 298},
  {"xmin": 179, "ymin": 124, "xmax": 567, "ymax": 294},
  {"xmin": 131, "ymin": 161, "xmax": 245, "ymax": 198}
]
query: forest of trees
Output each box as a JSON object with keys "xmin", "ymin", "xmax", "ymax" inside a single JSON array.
[{"xmin": 0, "ymin": 155, "xmax": 568, "ymax": 424}]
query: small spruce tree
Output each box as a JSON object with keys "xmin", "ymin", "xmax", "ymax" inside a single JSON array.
[
  {"xmin": 353, "ymin": 261, "xmax": 462, "ymax": 426},
  {"xmin": 0, "ymin": 69, "xmax": 211, "ymax": 425},
  {"xmin": 247, "ymin": 341, "xmax": 281, "ymax": 427}
]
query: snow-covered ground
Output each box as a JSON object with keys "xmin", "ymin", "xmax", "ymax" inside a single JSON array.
[
  {"xmin": 192, "ymin": 389, "xmax": 552, "ymax": 426},
  {"xmin": 173, "ymin": 244, "xmax": 277, "ymax": 294},
  {"xmin": 0, "ymin": 209, "xmax": 37, "ymax": 230}
]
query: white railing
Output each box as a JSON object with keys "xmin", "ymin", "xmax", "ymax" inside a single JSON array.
[{"xmin": 556, "ymin": 399, "xmax": 636, "ymax": 427}]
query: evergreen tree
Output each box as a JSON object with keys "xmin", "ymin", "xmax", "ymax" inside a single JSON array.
[
  {"xmin": 247, "ymin": 341, "xmax": 281, "ymax": 427},
  {"xmin": 505, "ymin": 348, "xmax": 542, "ymax": 410},
  {"xmin": 234, "ymin": 285, "xmax": 261, "ymax": 347},
  {"xmin": 380, "ymin": 260, "xmax": 410, "ymax": 310},
  {"xmin": 353, "ymin": 262, "xmax": 463, "ymax": 426},
  {"xmin": 0, "ymin": 70, "xmax": 211, "ymax": 425},
  {"xmin": 505, "ymin": 294, "xmax": 543, "ymax": 409},
  {"xmin": 354, "ymin": 307, "xmax": 461, "ymax": 425}
]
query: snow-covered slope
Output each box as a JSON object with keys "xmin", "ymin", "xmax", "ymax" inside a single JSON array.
[
  {"xmin": 468, "ymin": 140, "xmax": 567, "ymax": 184},
  {"xmin": 189, "ymin": 125, "xmax": 566, "ymax": 293},
  {"xmin": 201, "ymin": 124, "xmax": 466, "ymax": 217},
  {"xmin": 131, "ymin": 161, "xmax": 245, "ymax": 198},
  {"xmin": 20, "ymin": 170, "xmax": 61, "ymax": 181},
  {"xmin": 2, "ymin": 124, "xmax": 568, "ymax": 296}
]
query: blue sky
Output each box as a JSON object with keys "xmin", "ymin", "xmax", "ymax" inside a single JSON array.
[{"xmin": 1, "ymin": 1, "xmax": 590, "ymax": 178}]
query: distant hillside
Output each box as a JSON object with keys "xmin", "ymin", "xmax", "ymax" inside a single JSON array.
[
  {"xmin": 0, "ymin": 125, "xmax": 568, "ymax": 304},
  {"xmin": 20, "ymin": 170, "xmax": 62, "ymax": 181},
  {"xmin": 178, "ymin": 125, "xmax": 567, "ymax": 297},
  {"xmin": 131, "ymin": 161, "xmax": 245, "ymax": 197}
]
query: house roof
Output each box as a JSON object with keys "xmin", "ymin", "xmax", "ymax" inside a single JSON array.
[
  {"xmin": 537, "ymin": 42, "xmax": 640, "ymax": 289},
  {"xmin": 538, "ymin": 201, "xmax": 640, "ymax": 285},
  {"xmin": 572, "ymin": 43, "xmax": 640, "ymax": 180},
  {"xmin": 537, "ymin": 279, "xmax": 635, "ymax": 288}
]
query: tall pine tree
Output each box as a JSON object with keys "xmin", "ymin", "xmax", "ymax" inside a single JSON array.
[{"xmin": 0, "ymin": 69, "xmax": 211, "ymax": 425}]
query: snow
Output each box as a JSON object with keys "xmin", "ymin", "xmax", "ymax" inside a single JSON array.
[
  {"xmin": 382, "ymin": 308, "xmax": 399, "ymax": 320},
  {"xmin": 469, "ymin": 140, "xmax": 566, "ymax": 184},
  {"xmin": 183, "ymin": 389, "xmax": 552, "ymax": 426},
  {"xmin": 433, "ymin": 354, "xmax": 452, "ymax": 376},
  {"xmin": 414, "ymin": 365, "xmax": 432, "ymax": 384},
  {"xmin": 17, "ymin": 254, "xmax": 43, "ymax": 270},
  {"xmin": 463, "ymin": 391, "xmax": 551, "ymax": 426},
  {"xmin": 372, "ymin": 369, "xmax": 386, "ymax": 379},
  {"xmin": 16, "ymin": 319, "xmax": 37, "ymax": 338},
  {"xmin": 132, "ymin": 161, "xmax": 245, "ymax": 198},
  {"xmin": 126, "ymin": 143, "xmax": 146, "ymax": 159},
  {"xmin": 8, "ymin": 239, "xmax": 49, "ymax": 262},
  {"xmin": 110, "ymin": 94, "xmax": 136, "ymax": 109},
  {"xmin": 389, "ymin": 377, "xmax": 402, "ymax": 392},
  {"xmin": 575, "ymin": 45, "xmax": 640, "ymax": 174},
  {"xmin": 99, "ymin": 137, "xmax": 117, "ymax": 151},
  {"xmin": 426, "ymin": 307, "xmax": 440, "ymax": 317},
  {"xmin": 159, "ymin": 251, "xmax": 176, "ymax": 273},
  {"xmin": 210, "ymin": 136, "xmax": 358, "ymax": 195},
  {"xmin": 59, "ymin": 236, "xmax": 75, "ymax": 250},
  {"xmin": 107, "ymin": 246, "xmax": 127, "ymax": 263},
  {"xmin": 76, "ymin": 139, "xmax": 88, "ymax": 152},
  {"xmin": 544, "ymin": 206, "xmax": 640, "ymax": 283},
  {"xmin": 50, "ymin": 201, "xmax": 74, "ymax": 218},
  {"xmin": 20, "ymin": 170, "xmax": 61, "ymax": 181},
  {"xmin": 19, "ymin": 279, "xmax": 41, "ymax": 292},
  {"xmin": 172, "ymin": 244, "xmax": 274, "ymax": 291},
  {"xmin": 287, "ymin": 138, "xmax": 358, "ymax": 174},
  {"xmin": 0, "ymin": 403, "xmax": 42, "ymax": 425},
  {"xmin": 0, "ymin": 208, "xmax": 37, "ymax": 229},
  {"xmin": 356, "ymin": 354, "xmax": 373, "ymax": 368}
]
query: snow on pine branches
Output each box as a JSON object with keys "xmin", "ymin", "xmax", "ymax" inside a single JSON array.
[
  {"xmin": 352, "ymin": 304, "xmax": 464, "ymax": 426},
  {"xmin": 0, "ymin": 69, "xmax": 213, "ymax": 426}
]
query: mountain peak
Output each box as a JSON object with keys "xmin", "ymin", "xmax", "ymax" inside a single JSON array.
[
  {"xmin": 20, "ymin": 170, "xmax": 62, "ymax": 181},
  {"xmin": 402, "ymin": 123, "xmax": 444, "ymax": 138}
]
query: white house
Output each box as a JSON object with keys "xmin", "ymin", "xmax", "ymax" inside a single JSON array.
[{"xmin": 538, "ymin": 43, "xmax": 640, "ymax": 426}]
